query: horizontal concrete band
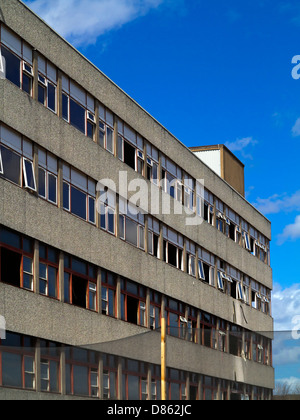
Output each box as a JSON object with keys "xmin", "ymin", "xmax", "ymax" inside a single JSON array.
[
  {"xmin": 0, "ymin": 283, "xmax": 274, "ymax": 389},
  {"xmin": 0, "ymin": 179, "xmax": 273, "ymax": 332}
]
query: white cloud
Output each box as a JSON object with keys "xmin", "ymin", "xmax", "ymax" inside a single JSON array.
[
  {"xmin": 25, "ymin": 0, "xmax": 164, "ymax": 46},
  {"xmin": 277, "ymin": 215, "xmax": 300, "ymax": 244},
  {"xmin": 253, "ymin": 191, "xmax": 300, "ymax": 215},
  {"xmin": 225, "ymin": 137, "xmax": 258, "ymax": 159},
  {"xmin": 272, "ymin": 283, "xmax": 300, "ymax": 331},
  {"xmin": 292, "ymin": 118, "xmax": 300, "ymax": 137}
]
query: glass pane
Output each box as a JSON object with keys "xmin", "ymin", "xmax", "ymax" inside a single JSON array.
[
  {"xmin": 1, "ymin": 145, "xmax": 21, "ymax": 185},
  {"xmin": 126, "ymin": 218, "xmax": 138, "ymax": 247},
  {"xmin": 47, "ymin": 83, "xmax": 56, "ymax": 112},
  {"xmin": 89, "ymin": 197, "xmax": 95, "ymax": 224},
  {"xmin": 63, "ymin": 182, "xmax": 70, "ymax": 211},
  {"xmin": 71, "ymin": 186, "xmax": 87, "ymax": 220},
  {"xmin": 1, "ymin": 46, "xmax": 20, "ymax": 88},
  {"xmin": 48, "ymin": 266, "xmax": 57, "ymax": 298},
  {"xmin": 64, "ymin": 272, "xmax": 71, "ymax": 303},
  {"xmin": 73, "ymin": 365, "xmax": 89, "ymax": 396},
  {"xmin": 70, "ymin": 99, "xmax": 85, "ymax": 134},
  {"xmin": 38, "ymin": 167, "xmax": 46, "ymax": 198},
  {"xmin": 39, "ymin": 262, "xmax": 47, "ymax": 279},
  {"xmin": 23, "ymin": 159, "xmax": 36, "ymax": 190},
  {"xmin": 23, "ymin": 256, "xmax": 33, "ymax": 274},
  {"xmin": 38, "ymin": 84, "xmax": 46, "ymax": 105},
  {"xmin": 128, "ymin": 375, "xmax": 140, "ymax": 400},
  {"xmin": 108, "ymin": 208, "xmax": 115, "ymax": 234},
  {"xmin": 49, "ymin": 361, "xmax": 59, "ymax": 392},
  {"xmin": 2, "ymin": 352, "xmax": 22, "ymax": 388},
  {"xmin": 22, "ymin": 73, "xmax": 32, "ymax": 95},
  {"xmin": 48, "ymin": 173, "xmax": 57, "ymax": 204},
  {"xmin": 87, "ymin": 121, "xmax": 94, "ymax": 139},
  {"xmin": 106, "ymin": 127, "xmax": 114, "ymax": 153}
]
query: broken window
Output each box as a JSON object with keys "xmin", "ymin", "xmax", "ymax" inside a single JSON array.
[
  {"xmin": 64, "ymin": 255, "xmax": 97, "ymax": 311},
  {"xmin": 121, "ymin": 280, "xmax": 146, "ymax": 327},
  {"xmin": 38, "ymin": 149, "xmax": 58, "ymax": 205},
  {"xmin": 0, "ymin": 227, "xmax": 34, "ymax": 290},
  {"xmin": 163, "ymin": 227, "xmax": 184, "ymax": 271}
]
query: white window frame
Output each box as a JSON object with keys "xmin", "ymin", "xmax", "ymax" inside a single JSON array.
[
  {"xmin": 198, "ymin": 260, "xmax": 205, "ymax": 281},
  {"xmin": 217, "ymin": 271, "xmax": 224, "ymax": 291},
  {"xmin": 0, "ymin": 148, "xmax": 3, "ymax": 175},
  {"xmin": 243, "ymin": 231, "xmax": 251, "ymax": 251},
  {"xmin": 237, "ymin": 282, "xmax": 245, "ymax": 302},
  {"xmin": 23, "ymin": 157, "xmax": 37, "ymax": 192}
]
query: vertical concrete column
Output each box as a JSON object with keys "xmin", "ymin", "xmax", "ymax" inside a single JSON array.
[
  {"xmin": 57, "ymin": 70, "xmax": 63, "ymax": 119},
  {"xmin": 94, "ymin": 100, "xmax": 100, "ymax": 145},
  {"xmin": 97, "ymin": 268, "xmax": 102, "ymax": 315},
  {"xmin": 35, "ymin": 338, "xmax": 41, "ymax": 393},
  {"xmin": 60, "ymin": 347, "xmax": 66, "ymax": 396},
  {"xmin": 33, "ymin": 239, "xmax": 39, "ymax": 294},
  {"xmin": 116, "ymin": 276, "xmax": 122, "ymax": 320},
  {"xmin": 57, "ymin": 160, "xmax": 63, "ymax": 209},
  {"xmin": 59, "ymin": 251, "xmax": 64, "ymax": 302},
  {"xmin": 117, "ymin": 357, "xmax": 123, "ymax": 400},
  {"xmin": 32, "ymin": 50, "xmax": 39, "ymax": 102},
  {"xmin": 99, "ymin": 354, "xmax": 104, "ymax": 400}
]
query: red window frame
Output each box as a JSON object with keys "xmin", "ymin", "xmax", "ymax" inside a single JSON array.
[
  {"xmin": 64, "ymin": 255, "xmax": 97, "ymax": 312},
  {"xmin": 40, "ymin": 339, "xmax": 61, "ymax": 394},
  {"xmin": 121, "ymin": 280, "xmax": 147, "ymax": 327},
  {"xmin": 166, "ymin": 299, "xmax": 186, "ymax": 339},
  {"xmin": 200, "ymin": 312, "xmax": 217, "ymax": 349},
  {"xmin": 122, "ymin": 359, "xmax": 148, "ymax": 401},
  {"xmin": 39, "ymin": 243, "xmax": 59, "ymax": 300},
  {"xmin": 101, "ymin": 270, "xmax": 117, "ymax": 318},
  {"xmin": 0, "ymin": 227, "xmax": 34, "ymax": 292},
  {"xmin": 103, "ymin": 354, "xmax": 118, "ymax": 400},
  {"xmin": 202, "ymin": 376, "xmax": 218, "ymax": 400},
  {"xmin": 149, "ymin": 291, "xmax": 161, "ymax": 331},
  {"xmin": 167, "ymin": 368, "xmax": 187, "ymax": 400}
]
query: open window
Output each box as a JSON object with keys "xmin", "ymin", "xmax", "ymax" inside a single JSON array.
[
  {"xmin": 23, "ymin": 158, "xmax": 36, "ymax": 191},
  {"xmin": 163, "ymin": 227, "xmax": 184, "ymax": 271},
  {"xmin": 243, "ymin": 231, "xmax": 251, "ymax": 251},
  {"xmin": 0, "ymin": 147, "xmax": 3, "ymax": 175},
  {"xmin": 217, "ymin": 272, "xmax": 224, "ymax": 291}
]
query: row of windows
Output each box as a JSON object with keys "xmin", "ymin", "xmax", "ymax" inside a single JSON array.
[
  {"xmin": 0, "ymin": 226, "xmax": 272, "ymax": 367},
  {"xmin": 0, "ymin": 23, "xmax": 270, "ymax": 266},
  {"xmin": 0, "ymin": 332, "xmax": 272, "ymax": 400},
  {"xmin": 0, "ymin": 123, "xmax": 272, "ymax": 313}
]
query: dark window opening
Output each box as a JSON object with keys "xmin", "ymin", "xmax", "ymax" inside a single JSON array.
[
  {"xmin": 204, "ymin": 203, "xmax": 209, "ymax": 222},
  {"xmin": 124, "ymin": 141, "xmax": 136, "ymax": 170},
  {"xmin": 127, "ymin": 296, "xmax": 139, "ymax": 325},
  {"xmin": 229, "ymin": 335, "xmax": 240, "ymax": 357},
  {"xmin": 153, "ymin": 234, "xmax": 159, "ymax": 258},
  {"xmin": 1, "ymin": 248, "xmax": 21, "ymax": 287},
  {"xmin": 190, "ymin": 386, "xmax": 198, "ymax": 401},
  {"xmin": 203, "ymin": 263, "xmax": 210, "ymax": 284},
  {"xmin": 168, "ymin": 243, "xmax": 177, "ymax": 267},
  {"xmin": 231, "ymin": 280, "xmax": 237, "ymax": 299},
  {"xmin": 22, "ymin": 73, "xmax": 32, "ymax": 95},
  {"xmin": 47, "ymin": 83, "xmax": 56, "ymax": 113},
  {"xmin": 70, "ymin": 99, "xmax": 85, "ymax": 134},
  {"xmin": 62, "ymin": 94, "xmax": 69, "ymax": 121},
  {"xmin": 72, "ymin": 276, "xmax": 87, "ymax": 309},
  {"xmin": 38, "ymin": 84, "xmax": 46, "ymax": 105},
  {"xmin": 1, "ymin": 46, "xmax": 20, "ymax": 88},
  {"xmin": 229, "ymin": 224, "xmax": 235, "ymax": 241},
  {"xmin": 87, "ymin": 121, "xmax": 94, "ymax": 140},
  {"xmin": 71, "ymin": 186, "xmax": 86, "ymax": 220}
]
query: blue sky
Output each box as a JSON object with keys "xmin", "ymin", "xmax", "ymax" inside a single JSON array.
[{"xmin": 23, "ymin": 0, "xmax": 300, "ymax": 388}]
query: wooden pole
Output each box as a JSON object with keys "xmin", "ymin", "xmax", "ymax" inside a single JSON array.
[{"xmin": 161, "ymin": 317, "xmax": 167, "ymax": 400}]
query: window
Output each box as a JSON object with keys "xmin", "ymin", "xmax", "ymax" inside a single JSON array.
[
  {"xmin": 163, "ymin": 227, "xmax": 184, "ymax": 271},
  {"xmin": 38, "ymin": 149, "xmax": 58, "ymax": 205},
  {"xmin": 219, "ymin": 320, "xmax": 227, "ymax": 352},
  {"xmin": 37, "ymin": 54, "xmax": 57, "ymax": 113},
  {"xmin": 62, "ymin": 75, "xmax": 95, "ymax": 138},
  {"xmin": 39, "ymin": 243, "xmax": 59, "ymax": 299},
  {"xmin": 122, "ymin": 360, "xmax": 148, "ymax": 401},
  {"xmin": 200, "ymin": 189, "xmax": 214, "ymax": 225},
  {"xmin": 101, "ymin": 270, "xmax": 116, "ymax": 317},
  {"xmin": 0, "ymin": 26, "xmax": 33, "ymax": 94},
  {"xmin": 146, "ymin": 143, "xmax": 159, "ymax": 185},
  {"xmin": 99, "ymin": 105, "xmax": 114, "ymax": 153},
  {"xmin": 187, "ymin": 306, "xmax": 198, "ymax": 344},
  {"xmin": 63, "ymin": 164, "xmax": 96, "ymax": 224},
  {"xmin": 103, "ymin": 355, "xmax": 118, "ymax": 400},
  {"xmin": 200, "ymin": 312, "xmax": 217, "ymax": 349},
  {"xmin": 186, "ymin": 240, "xmax": 196, "ymax": 277},
  {"xmin": 0, "ymin": 227, "xmax": 34, "ymax": 291},
  {"xmin": 166, "ymin": 299, "xmax": 186, "ymax": 339},
  {"xmin": 183, "ymin": 175, "xmax": 195, "ymax": 212},
  {"xmin": 0, "ymin": 125, "xmax": 37, "ymax": 191},
  {"xmin": 161, "ymin": 157, "xmax": 182, "ymax": 203},
  {"xmin": 150, "ymin": 291, "xmax": 161, "ymax": 331},
  {"xmin": 66, "ymin": 347, "xmax": 99, "ymax": 398},
  {"xmin": 202, "ymin": 376, "xmax": 218, "ymax": 401},
  {"xmin": 229, "ymin": 325, "xmax": 242, "ymax": 357},
  {"xmin": 118, "ymin": 121, "xmax": 144, "ymax": 175},
  {"xmin": 64, "ymin": 255, "xmax": 97, "ymax": 311},
  {"xmin": 251, "ymin": 280, "xmax": 261, "ymax": 310},
  {"xmin": 40, "ymin": 340, "xmax": 61, "ymax": 393},
  {"xmin": 99, "ymin": 186, "xmax": 116, "ymax": 235},
  {"xmin": 225, "ymin": 207, "xmax": 241, "ymax": 243},
  {"xmin": 119, "ymin": 199, "xmax": 145, "ymax": 250},
  {"xmin": 0, "ymin": 332, "xmax": 35, "ymax": 390},
  {"xmin": 167, "ymin": 369, "xmax": 187, "ymax": 401},
  {"xmin": 198, "ymin": 248, "xmax": 215, "ymax": 286},
  {"xmin": 121, "ymin": 280, "xmax": 146, "ymax": 327},
  {"xmin": 148, "ymin": 216, "xmax": 160, "ymax": 258}
]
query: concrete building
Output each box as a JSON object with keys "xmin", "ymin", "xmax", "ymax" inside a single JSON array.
[{"xmin": 0, "ymin": 0, "xmax": 274, "ymax": 400}]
